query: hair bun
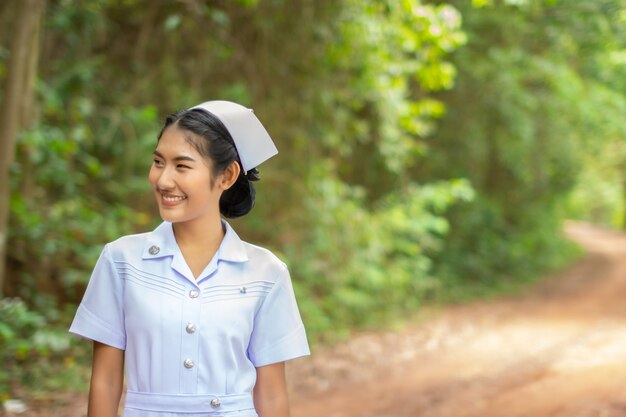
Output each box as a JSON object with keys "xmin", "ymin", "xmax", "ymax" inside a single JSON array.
[
  {"xmin": 220, "ymin": 173, "xmax": 256, "ymax": 218},
  {"xmin": 245, "ymin": 168, "xmax": 260, "ymax": 182}
]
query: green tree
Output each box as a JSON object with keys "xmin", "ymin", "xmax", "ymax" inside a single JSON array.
[
  {"xmin": 421, "ymin": 0, "xmax": 626, "ymax": 291},
  {"xmin": 0, "ymin": 0, "xmax": 46, "ymax": 297}
]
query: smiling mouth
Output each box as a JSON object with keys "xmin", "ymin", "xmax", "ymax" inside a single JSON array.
[
  {"xmin": 162, "ymin": 195, "xmax": 187, "ymax": 202},
  {"xmin": 158, "ymin": 191, "xmax": 187, "ymax": 203}
]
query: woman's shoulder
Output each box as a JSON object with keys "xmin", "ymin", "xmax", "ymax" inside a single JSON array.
[
  {"xmin": 103, "ymin": 222, "xmax": 173, "ymax": 260},
  {"xmin": 239, "ymin": 240, "xmax": 289, "ymax": 275},
  {"xmin": 102, "ymin": 230, "xmax": 152, "ymax": 259}
]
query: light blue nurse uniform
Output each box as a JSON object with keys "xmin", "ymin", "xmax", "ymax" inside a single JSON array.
[{"xmin": 69, "ymin": 220, "xmax": 310, "ymax": 417}]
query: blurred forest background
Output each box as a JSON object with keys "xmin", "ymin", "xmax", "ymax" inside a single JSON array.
[{"xmin": 1, "ymin": 0, "xmax": 625, "ymax": 403}]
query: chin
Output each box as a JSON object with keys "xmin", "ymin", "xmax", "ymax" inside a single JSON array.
[{"xmin": 157, "ymin": 209, "xmax": 183, "ymax": 224}]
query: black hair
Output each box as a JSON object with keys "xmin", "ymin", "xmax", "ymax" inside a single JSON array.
[{"xmin": 157, "ymin": 108, "xmax": 260, "ymax": 218}]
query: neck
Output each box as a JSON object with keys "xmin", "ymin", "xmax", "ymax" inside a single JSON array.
[{"xmin": 172, "ymin": 215, "xmax": 224, "ymax": 250}]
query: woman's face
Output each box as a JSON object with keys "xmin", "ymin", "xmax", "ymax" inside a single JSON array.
[{"xmin": 148, "ymin": 124, "xmax": 223, "ymax": 225}]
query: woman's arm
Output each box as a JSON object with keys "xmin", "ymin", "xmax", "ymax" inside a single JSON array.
[
  {"xmin": 88, "ymin": 341, "xmax": 125, "ymax": 417},
  {"xmin": 253, "ymin": 362, "xmax": 290, "ymax": 417}
]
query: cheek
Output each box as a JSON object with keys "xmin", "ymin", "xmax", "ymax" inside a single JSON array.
[{"xmin": 147, "ymin": 166, "xmax": 158, "ymax": 187}]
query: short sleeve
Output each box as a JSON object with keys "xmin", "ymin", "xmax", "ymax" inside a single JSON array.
[
  {"xmin": 69, "ymin": 244, "xmax": 126, "ymax": 350},
  {"xmin": 247, "ymin": 264, "xmax": 310, "ymax": 367}
]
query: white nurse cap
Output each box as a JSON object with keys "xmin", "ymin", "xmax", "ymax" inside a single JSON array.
[{"xmin": 189, "ymin": 100, "xmax": 278, "ymax": 172}]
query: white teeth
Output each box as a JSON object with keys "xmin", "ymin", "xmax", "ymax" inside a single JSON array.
[{"xmin": 162, "ymin": 195, "xmax": 186, "ymax": 202}]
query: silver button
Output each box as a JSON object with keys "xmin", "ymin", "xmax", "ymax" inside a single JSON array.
[
  {"xmin": 210, "ymin": 398, "xmax": 221, "ymax": 408},
  {"xmin": 148, "ymin": 245, "xmax": 160, "ymax": 255},
  {"xmin": 239, "ymin": 286, "xmax": 247, "ymax": 294},
  {"xmin": 185, "ymin": 323, "xmax": 197, "ymax": 334},
  {"xmin": 183, "ymin": 358, "xmax": 194, "ymax": 369},
  {"xmin": 189, "ymin": 290, "xmax": 199, "ymax": 299}
]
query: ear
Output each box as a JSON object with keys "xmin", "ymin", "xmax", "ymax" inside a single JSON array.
[{"xmin": 220, "ymin": 160, "xmax": 241, "ymax": 190}]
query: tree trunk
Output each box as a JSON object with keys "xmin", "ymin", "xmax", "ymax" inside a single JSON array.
[{"xmin": 0, "ymin": 0, "xmax": 45, "ymax": 297}]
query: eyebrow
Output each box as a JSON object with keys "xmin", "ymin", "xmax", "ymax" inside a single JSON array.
[{"xmin": 153, "ymin": 150, "xmax": 196, "ymax": 163}]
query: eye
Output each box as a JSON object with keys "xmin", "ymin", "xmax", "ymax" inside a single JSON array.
[
  {"xmin": 176, "ymin": 164, "xmax": 191, "ymax": 169},
  {"xmin": 153, "ymin": 159, "xmax": 164, "ymax": 167}
]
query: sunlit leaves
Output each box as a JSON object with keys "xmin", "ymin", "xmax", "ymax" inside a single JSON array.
[
  {"xmin": 472, "ymin": 0, "xmax": 494, "ymax": 7},
  {"xmin": 321, "ymin": 0, "xmax": 465, "ymax": 173}
]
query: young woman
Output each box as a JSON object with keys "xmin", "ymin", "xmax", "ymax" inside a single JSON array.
[{"xmin": 70, "ymin": 100, "xmax": 310, "ymax": 417}]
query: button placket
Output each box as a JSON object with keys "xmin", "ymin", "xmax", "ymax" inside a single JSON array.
[{"xmin": 180, "ymin": 285, "xmax": 201, "ymax": 393}]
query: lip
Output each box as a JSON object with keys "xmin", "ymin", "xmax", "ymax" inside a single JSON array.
[{"xmin": 157, "ymin": 192, "xmax": 187, "ymax": 208}]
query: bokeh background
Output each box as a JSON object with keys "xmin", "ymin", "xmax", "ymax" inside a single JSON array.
[{"xmin": 1, "ymin": 0, "xmax": 625, "ymax": 410}]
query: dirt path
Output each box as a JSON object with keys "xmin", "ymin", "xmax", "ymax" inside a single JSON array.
[
  {"xmin": 6, "ymin": 222, "xmax": 626, "ymax": 417},
  {"xmin": 287, "ymin": 222, "xmax": 626, "ymax": 417}
]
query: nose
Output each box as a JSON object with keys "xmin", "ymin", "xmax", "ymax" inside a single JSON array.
[{"xmin": 152, "ymin": 166, "xmax": 176, "ymax": 191}]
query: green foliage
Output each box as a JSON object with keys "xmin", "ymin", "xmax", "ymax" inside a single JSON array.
[
  {"xmin": 9, "ymin": 87, "xmax": 159, "ymax": 299},
  {"xmin": 319, "ymin": 0, "xmax": 466, "ymax": 173},
  {"xmin": 0, "ymin": 298, "xmax": 89, "ymax": 400},
  {"xmin": 419, "ymin": 0, "xmax": 626, "ymax": 290},
  {"xmin": 434, "ymin": 196, "xmax": 581, "ymax": 302},
  {"xmin": 286, "ymin": 163, "xmax": 474, "ymax": 338}
]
